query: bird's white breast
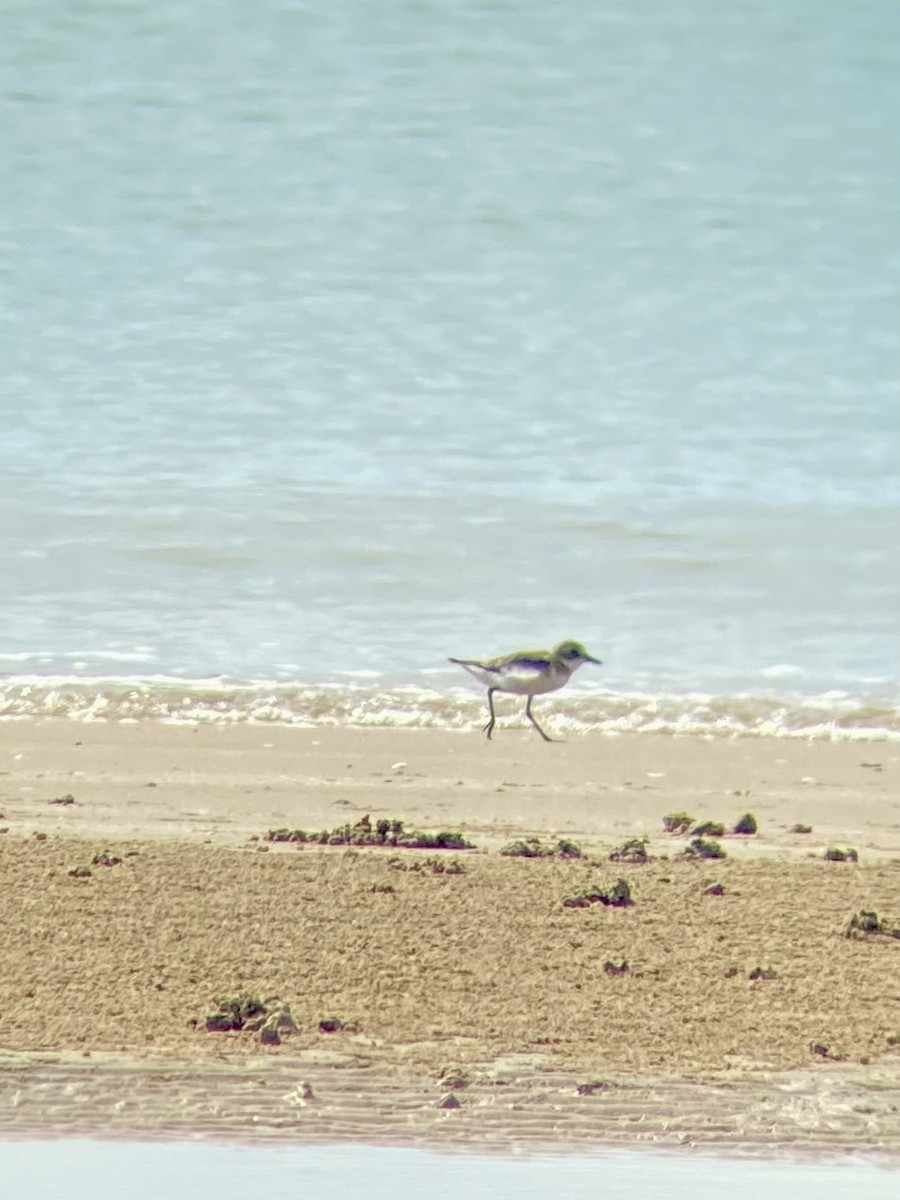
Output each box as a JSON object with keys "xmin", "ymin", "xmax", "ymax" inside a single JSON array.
[{"xmin": 461, "ymin": 660, "xmax": 571, "ymax": 695}]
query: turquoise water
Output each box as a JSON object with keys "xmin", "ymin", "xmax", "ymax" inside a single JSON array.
[
  {"xmin": 2, "ymin": 1141, "xmax": 897, "ymax": 1200},
  {"xmin": 2, "ymin": 1, "xmax": 898, "ymax": 731}
]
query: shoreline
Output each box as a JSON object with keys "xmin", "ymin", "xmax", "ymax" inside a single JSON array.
[
  {"xmin": 2, "ymin": 676, "xmax": 897, "ymax": 741},
  {"xmin": 2, "ymin": 721, "xmax": 900, "ymax": 1155},
  {"xmin": 3, "ymin": 1048, "xmax": 899, "ymax": 1159}
]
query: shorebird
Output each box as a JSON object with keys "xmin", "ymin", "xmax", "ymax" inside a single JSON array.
[{"xmin": 449, "ymin": 639, "xmax": 602, "ymax": 742}]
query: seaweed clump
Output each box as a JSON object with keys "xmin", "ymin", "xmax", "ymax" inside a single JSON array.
[
  {"xmin": 662, "ymin": 811, "xmax": 694, "ymax": 834},
  {"xmin": 563, "ymin": 878, "xmax": 633, "ymax": 909},
  {"xmin": 318, "ymin": 1015, "xmax": 361, "ymax": 1033},
  {"xmin": 266, "ymin": 815, "xmax": 473, "ymax": 851},
  {"xmin": 500, "ymin": 837, "xmax": 583, "ymax": 859},
  {"xmin": 204, "ymin": 994, "xmax": 268, "ymax": 1032},
  {"xmin": 843, "ymin": 910, "xmax": 900, "ymax": 939},
  {"xmin": 678, "ymin": 837, "xmax": 727, "ymax": 861},
  {"xmin": 732, "ymin": 812, "xmax": 758, "ymax": 835},
  {"xmin": 609, "ymin": 837, "xmax": 653, "ymax": 864},
  {"xmin": 388, "ymin": 855, "xmax": 466, "ymax": 875},
  {"xmin": 200, "ymin": 996, "xmax": 299, "ymax": 1044},
  {"xmin": 824, "ymin": 846, "xmax": 859, "ymax": 863},
  {"xmin": 690, "ymin": 820, "xmax": 726, "ymax": 838}
]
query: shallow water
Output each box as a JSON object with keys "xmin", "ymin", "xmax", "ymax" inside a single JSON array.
[
  {"xmin": 2, "ymin": 1, "xmax": 898, "ymax": 711},
  {"xmin": 3, "ymin": 1141, "xmax": 897, "ymax": 1200}
]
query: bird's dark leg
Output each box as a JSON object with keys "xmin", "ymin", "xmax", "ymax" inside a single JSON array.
[
  {"xmin": 525, "ymin": 694, "xmax": 553, "ymax": 742},
  {"xmin": 483, "ymin": 688, "xmax": 497, "ymax": 739}
]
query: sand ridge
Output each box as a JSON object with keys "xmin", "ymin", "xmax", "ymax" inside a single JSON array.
[
  {"xmin": 3, "ymin": 834, "xmax": 900, "ymax": 1072},
  {"xmin": 3, "ymin": 1049, "xmax": 900, "ymax": 1155}
]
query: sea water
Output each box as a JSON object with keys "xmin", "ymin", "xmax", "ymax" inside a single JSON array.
[
  {"xmin": 2, "ymin": 1141, "xmax": 898, "ymax": 1200},
  {"xmin": 2, "ymin": 0, "xmax": 898, "ymax": 738}
]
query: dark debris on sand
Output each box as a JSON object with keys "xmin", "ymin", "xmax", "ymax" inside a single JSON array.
[{"xmin": 265, "ymin": 815, "xmax": 473, "ymax": 851}]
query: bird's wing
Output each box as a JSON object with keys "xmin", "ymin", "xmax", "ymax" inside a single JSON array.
[
  {"xmin": 449, "ymin": 652, "xmax": 551, "ymax": 674},
  {"xmin": 499, "ymin": 652, "xmax": 554, "ymax": 671},
  {"xmin": 449, "ymin": 651, "xmax": 558, "ymax": 694}
]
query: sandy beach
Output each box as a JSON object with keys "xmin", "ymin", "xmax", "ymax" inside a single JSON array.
[{"xmin": 2, "ymin": 720, "xmax": 900, "ymax": 1154}]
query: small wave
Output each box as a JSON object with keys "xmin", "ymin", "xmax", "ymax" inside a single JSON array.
[
  {"xmin": 0, "ymin": 676, "xmax": 897, "ymax": 740},
  {"xmin": 759, "ymin": 663, "xmax": 804, "ymax": 679}
]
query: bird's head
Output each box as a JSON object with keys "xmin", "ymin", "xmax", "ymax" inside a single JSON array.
[{"xmin": 554, "ymin": 640, "xmax": 603, "ymax": 667}]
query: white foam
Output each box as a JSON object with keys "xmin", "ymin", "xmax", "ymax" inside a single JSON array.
[
  {"xmin": 759, "ymin": 664, "xmax": 804, "ymax": 679},
  {"xmin": 0, "ymin": 675, "xmax": 897, "ymax": 740}
]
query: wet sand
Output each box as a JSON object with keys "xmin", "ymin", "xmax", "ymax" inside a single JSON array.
[{"xmin": 1, "ymin": 720, "xmax": 899, "ymax": 1153}]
